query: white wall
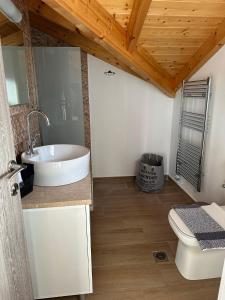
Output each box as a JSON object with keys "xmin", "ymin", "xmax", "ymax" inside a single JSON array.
[
  {"xmin": 88, "ymin": 55, "xmax": 174, "ymax": 177},
  {"xmin": 169, "ymin": 46, "xmax": 225, "ymax": 205}
]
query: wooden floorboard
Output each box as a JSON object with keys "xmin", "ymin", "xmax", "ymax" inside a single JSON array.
[{"xmin": 46, "ymin": 177, "xmax": 220, "ymax": 300}]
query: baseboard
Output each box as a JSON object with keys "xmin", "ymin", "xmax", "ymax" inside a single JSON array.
[
  {"xmin": 93, "ymin": 176, "xmax": 135, "ymax": 183},
  {"xmin": 93, "ymin": 175, "xmax": 170, "ymax": 183},
  {"xmin": 168, "ymin": 175, "xmax": 197, "ymax": 202}
]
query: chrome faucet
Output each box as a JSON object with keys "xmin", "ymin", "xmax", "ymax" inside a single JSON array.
[{"xmin": 27, "ymin": 110, "xmax": 50, "ymax": 156}]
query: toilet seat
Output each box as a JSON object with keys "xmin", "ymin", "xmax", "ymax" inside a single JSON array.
[
  {"xmin": 168, "ymin": 209, "xmax": 199, "ymax": 247},
  {"xmin": 168, "ymin": 204, "xmax": 225, "ymax": 280},
  {"xmin": 169, "ymin": 205, "xmax": 225, "ymax": 248}
]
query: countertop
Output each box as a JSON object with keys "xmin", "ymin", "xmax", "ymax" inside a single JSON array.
[{"xmin": 22, "ymin": 175, "xmax": 92, "ymax": 209}]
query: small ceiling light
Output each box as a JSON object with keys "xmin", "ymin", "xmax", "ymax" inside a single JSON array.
[
  {"xmin": 104, "ymin": 70, "xmax": 116, "ymax": 77},
  {"xmin": 0, "ymin": 0, "xmax": 22, "ymax": 23}
]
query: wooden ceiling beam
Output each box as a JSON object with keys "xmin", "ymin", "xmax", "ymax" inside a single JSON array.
[
  {"xmin": 1, "ymin": 31, "xmax": 23, "ymax": 46},
  {"xmin": 0, "ymin": 11, "xmax": 20, "ymax": 38},
  {"xmin": 29, "ymin": 12, "xmax": 139, "ymax": 79},
  {"xmin": 29, "ymin": 0, "xmax": 76, "ymax": 32},
  {"xmin": 126, "ymin": 0, "xmax": 152, "ymax": 52},
  {"xmin": 174, "ymin": 17, "xmax": 225, "ymax": 90},
  {"xmin": 0, "ymin": 13, "xmax": 10, "ymax": 27},
  {"xmin": 41, "ymin": 0, "xmax": 176, "ymax": 97}
]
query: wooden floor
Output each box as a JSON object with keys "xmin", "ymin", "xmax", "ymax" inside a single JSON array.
[{"xmin": 49, "ymin": 177, "xmax": 220, "ymax": 300}]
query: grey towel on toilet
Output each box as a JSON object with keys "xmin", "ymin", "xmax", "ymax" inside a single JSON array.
[{"xmin": 174, "ymin": 205, "xmax": 225, "ymax": 251}]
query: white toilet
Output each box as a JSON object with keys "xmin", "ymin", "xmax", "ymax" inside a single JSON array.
[{"xmin": 168, "ymin": 205, "xmax": 225, "ymax": 280}]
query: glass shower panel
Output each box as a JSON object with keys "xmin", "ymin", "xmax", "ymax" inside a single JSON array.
[{"xmin": 34, "ymin": 47, "xmax": 85, "ymax": 146}]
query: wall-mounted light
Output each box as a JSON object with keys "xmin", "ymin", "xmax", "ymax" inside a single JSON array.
[
  {"xmin": 104, "ymin": 70, "xmax": 116, "ymax": 77},
  {"xmin": 0, "ymin": 0, "xmax": 22, "ymax": 23}
]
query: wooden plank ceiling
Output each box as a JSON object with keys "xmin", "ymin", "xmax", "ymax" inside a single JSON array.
[
  {"xmin": 0, "ymin": 12, "xmax": 23, "ymax": 45},
  {"xmin": 29, "ymin": 0, "xmax": 225, "ymax": 97}
]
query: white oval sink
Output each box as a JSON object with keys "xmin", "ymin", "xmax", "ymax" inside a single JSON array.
[{"xmin": 21, "ymin": 144, "xmax": 90, "ymax": 186}]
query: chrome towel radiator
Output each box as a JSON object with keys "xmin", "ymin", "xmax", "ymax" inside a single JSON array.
[{"xmin": 176, "ymin": 78, "xmax": 211, "ymax": 192}]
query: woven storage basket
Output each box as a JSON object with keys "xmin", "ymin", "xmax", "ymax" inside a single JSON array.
[{"xmin": 136, "ymin": 153, "xmax": 164, "ymax": 192}]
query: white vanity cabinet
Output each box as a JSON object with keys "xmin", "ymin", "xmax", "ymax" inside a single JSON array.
[{"xmin": 23, "ymin": 205, "xmax": 92, "ymax": 299}]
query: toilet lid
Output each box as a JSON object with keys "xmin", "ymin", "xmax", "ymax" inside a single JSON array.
[
  {"xmin": 169, "ymin": 209, "xmax": 195, "ymax": 238},
  {"xmin": 169, "ymin": 205, "xmax": 225, "ymax": 239}
]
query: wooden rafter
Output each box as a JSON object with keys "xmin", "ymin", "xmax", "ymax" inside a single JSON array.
[
  {"xmin": 29, "ymin": 0, "xmax": 76, "ymax": 32},
  {"xmin": 174, "ymin": 17, "xmax": 225, "ymax": 90},
  {"xmin": 0, "ymin": 13, "xmax": 10, "ymax": 27},
  {"xmin": 1, "ymin": 31, "xmax": 23, "ymax": 45},
  {"xmin": 127, "ymin": 0, "xmax": 152, "ymax": 52},
  {"xmin": 41, "ymin": 0, "xmax": 175, "ymax": 97},
  {"xmin": 0, "ymin": 12, "xmax": 20, "ymax": 38},
  {"xmin": 29, "ymin": 8, "xmax": 140, "ymax": 79}
]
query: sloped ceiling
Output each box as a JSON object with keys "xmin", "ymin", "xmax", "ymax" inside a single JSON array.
[
  {"xmin": 29, "ymin": 0, "xmax": 225, "ymax": 97},
  {"xmin": 0, "ymin": 11, "xmax": 23, "ymax": 45}
]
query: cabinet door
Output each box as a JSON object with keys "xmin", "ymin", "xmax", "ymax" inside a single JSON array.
[{"xmin": 23, "ymin": 205, "xmax": 92, "ymax": 299}]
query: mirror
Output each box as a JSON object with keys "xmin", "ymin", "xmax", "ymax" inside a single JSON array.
[{"xmin": 0, "ymin": 11, "xmax": 29, "ymax": 106}]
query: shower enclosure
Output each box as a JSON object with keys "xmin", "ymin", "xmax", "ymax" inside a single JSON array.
[{"xmin": 34, "ymin": 47, "xmax": 85, "ymax": 146}]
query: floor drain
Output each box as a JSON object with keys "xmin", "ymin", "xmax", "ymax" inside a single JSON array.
[{"xmin": 153, "ymin": 251, "xmax": 169, "ymax": 263}]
